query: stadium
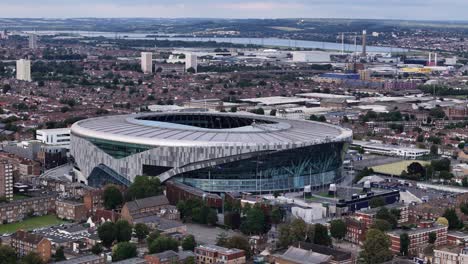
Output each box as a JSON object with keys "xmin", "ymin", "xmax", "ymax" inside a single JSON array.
[{"xmin": 70, "ymin": 112, "xmax": 352, "ymax": 193}]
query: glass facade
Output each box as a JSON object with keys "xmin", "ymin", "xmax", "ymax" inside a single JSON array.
[
  {"xmin": 174, "ymin": 142, "xmax": 347, "ymax": 193},
  {"xmin": 88, "ymin": 164, "xmax": 132, "ymax": 187},
  {"xmin": 85, "ymin": 137, "xmax": 153, "ymax": 159}
]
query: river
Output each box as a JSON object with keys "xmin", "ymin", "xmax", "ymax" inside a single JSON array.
[{"xmin": 27, "ymin": 30, "xmax": 408, "ymax": 53}]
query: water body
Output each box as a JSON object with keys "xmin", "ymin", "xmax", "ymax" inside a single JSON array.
[{"xmin": 29, "ymin": 30, "xmax": 408, "ymax": 53}]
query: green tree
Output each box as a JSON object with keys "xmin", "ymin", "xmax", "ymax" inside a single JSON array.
[
  {"xmin": 97, "ymin": 222, "xmax": 116, "ymax": 248},
  {"xmin": 376, "ymin": 207, "xmax": 398, "ymax": 229},
  {"xmin": 148, "ymin": 236, "xmax": 179, "ymax": 254},
  {"xmin": 430, "ymin": 145, "xmax": 439, "ymax": 155},
  {"xmin": 216, "ymin": 232, "xmax": 229, "ymax": 247},
  {"xmin": 278, "ymin": 224, "xmax": 292, "ymax": 248},
  {"xmin": 134, "ymin": 223, "xmax": 150, "ymax": 241},
  {"xmin": 270, "ymin": 109, "xmax": 277, "ymax": 116},
  {"xmin": 406, "ymin": 162, "xmax": 426, "ymax": 179},
  {"xmin": 240, "ymin": 205, "xmax": 266, "ymax": 235},
  {"xmin": 330, "ymin": 219, "xmax": 347, "ymax": 240},
  {"xmin": 115, "ymin": 220, "xmax": 133, "ymax": 242},
  {"xmin": 91, "ymin": 244, "xmax": 103, "ymax": 255},
  {"xmin": 207, "ymin": 209, "xmax": 218, "ymax": 226},
  {"xmin": 443, "ymin": 208, "xmax": 462, "ymax": 229},
  {"xmin": 53, "ymin": 246, "xmax": 66, "ymax": 261},
  {"xmin": 370, "ymin": 219, "xmax": 392, "ymax": 232},
  {"xmin": 360, "ymin": 229, "xmax": 392, "ymax": 264},
  {"xmin": 429, "ymin": 232, "xmax": 437, "ymax": 244},
  {"xmin": 369, "ymin": 197, "xmax": 386, "ymax": 208},
  {"xmin": 126, "ymin": 176, "xmax": 163, "ymax": 201},
  {"xmin": 103, "ymin": 185, "xmax": 123, "ymax": 210},
  {"xmin": 20, "ymin": 252, "xmax": 43, "ymax": 264},
  {"xmin": 0, "ymin": 245, "xmax": 18, "ymax": 264},
  {"xmin": 112, "ymin": 242, "xmax": 137, "ymax": 262},
  {"xmin": 313, "ymin": 224, "xmax": 331, "ymax": 246},
  {"xmin": 182, "ymin": 235, "xmax": 197, "ymax": 251},
  {"xmin": 400, "ymin": 233, "xmax": 409, "ymax": 256},
  {"xmin": 271, "ymin": 207, "xmax": 283, "ymax": 225},
  {"xmin": 225, "ymin": 235, "xmax": 252, "ymax": 259},
  {"xmin": 290, "ymin": 218, "xmax": 308, "ymax": 242},
  {"xmin": 146, "ymin": 231, "xmax": 161, "ymax": 245}
]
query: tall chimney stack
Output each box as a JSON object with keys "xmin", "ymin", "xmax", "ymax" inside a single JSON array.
[{"xmin": 361, "ymin": 30, "xmax": 367, "ymax": 57}]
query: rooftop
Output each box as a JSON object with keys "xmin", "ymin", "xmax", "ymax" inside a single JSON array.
[{"xmin": 71, "ymin": 112, "xmax": 352, "ymax": 147}]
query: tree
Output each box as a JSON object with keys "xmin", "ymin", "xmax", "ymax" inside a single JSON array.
[
  {"xmin": 134, "ymin": 223, "xmax": 150, "ymax": 241},
  {"xmin": 318, "ymin": 115, "xmax": 327, "ymax": 122},
  {"xmin": 146, "ymin": 231, "xmax": 161, "ymax": 245},
  {"xmin": 112, "ymin": 242, "xmax": 137, "ymax": 262},
  {"xmin": 103, "ymin": 185, "xmax": 123, "ymax": 210},
  {"xmin": 278, "ymin": 224, "xmax": 293, "ymax": 248},
  {"xmin": 224, "ymin": 212, "xmax": 241, "ymax": 229},
  {"xmin": 270, "ymin": 109, "xmax": 277, "ymax": 116},
  {"xmin": 97, "ymin": 222, "xmax": 116, "ymax": 248},
  {"xmin": 126, "ymin": 176, "xmax": 163, "ymax": 201},
  {"xmin": 443, "ymin": 208, "xmax": 462, "ymax": 230},
  {"xmin": 53, "ymin": 246, "xmax": 66, "ymax": 261},
  {"xmin": 182, "ymin": 235, "xmax": 197, "ymax": 251},
  {"xmin": 406, "ymin": 162, "xmax": 425, "ymax": 179},
  {"xmin": 240, "ymin": 206, "xmax": 266, "ymax": 235},
  {"xmin": 430, "ymin": 145, "xmax": 439, "ymax": 155},
  {"xmin": 436, "ymin": 217, "xmax": 449, "ymax": 227},
  {"xmin": 360, "ymin": 229, "xmax": 392, "ymax": 264},
  {"xmin": 330, "ymin": 219, "xmax": 347, "ymax": 240},
  {"xmin": 207, "ymin": 209, "xmax": 218, "ymax": 226},
  {"xmin": 376, "ymin": 207, "xmax": 398, "ymax": 229},
  {"xmin": 225, "ymin": 235, "xmax": 252, "ymax": 259},
  {"xmin": 400, "ymin": 233, "xmax": 409, "ymax": 256},
  {"xmin": 115, "ymin": 220, "xmax": 133, "ymax": 242},
  {"xmin": 0, "ymin": 245, "xmax": 18, "ymax": 264},
  {"xmin": 370, "ymin": 219, "xmax": 392, "ymax": 232},
  {"xmin": 20, "ymin": 252, "xmax": 43, "ymax": 264},
  {"xmin": 314, "ymin": 224, "xmax": 331, "ymax": 246},
  {"xmin": 216, "ymin": 232, "xmax": 229, "ymax": 247},
  {"xmin": 148, "ymin": 236, "xmax": 179, "ymax": 254},
  {"xmin": 290, "ymin": 218, "xmax": 308, "ymax": 242},
  {"xmin": 91, "ymin": 244, "xmax": 103, "ymax": 255},
  {"xmin": 429, "ymin": 232, "xmax": 437, "ymax": 244},
  {"xmin": 271, "ymin": 207, "xmax": 283, "ymax": 225},
  {"xmin": 369, "ymin": 196, "xmax": 386, "ymax": 208}
]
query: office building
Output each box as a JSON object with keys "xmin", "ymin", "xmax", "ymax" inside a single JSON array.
[
  {"xmin": 141, "ymin": 52, "xmax": 153, "ymax": 74},
  {"xmin": 70, "ymin": 112, "xmax": 352, "ymax": 193},
  {"xmin": 36, "ymin": 128, "xmax": 71, "ymax": 149},
  {"xmin": 185, "ymin": 53, "xmax": 198, "ymax": 72},
  {"xmin": 29, "ymin": 33, "xmax": 38, "ymax": 49},
  {"xmin": 16, "ymin": 59, "xmax": 32, "ymax": 82},
  {"xmin": 0, "ymin": 160, "xmax": 13, "ymax": 201}
]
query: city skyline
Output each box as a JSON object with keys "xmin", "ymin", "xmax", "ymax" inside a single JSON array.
[{"xmin": 1, "ymin": 0, "xmax": 468, "ymax": 21}]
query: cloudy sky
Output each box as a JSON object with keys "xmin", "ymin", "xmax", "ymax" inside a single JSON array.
[{"xmin": 0, "ymin": 0, "xmax": 466, "ymax": 20}]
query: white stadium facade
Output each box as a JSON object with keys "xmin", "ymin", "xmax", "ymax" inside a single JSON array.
[{"xmin": 70, "ymin": 112, "xmax": 352, "ymax": 193}]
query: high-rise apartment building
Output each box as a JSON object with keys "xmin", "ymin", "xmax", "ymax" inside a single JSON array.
[
  {"xmin": 185, "ymin": 53, "xmax": 198, "ymax": 72},
  {"xmin": 16, "ymin": 59, "xmax": 32, "ymax": 82},
  {"xmin": 0, "ymin": 160, "xmax": 13, "ymax": 201},
  {"xmin": 29, "ymin": 33, "xmax": 38, "ymax": 49},
  {"xmin": 141, "ymin": 52, "xmax": 153, "ymax": 73}
]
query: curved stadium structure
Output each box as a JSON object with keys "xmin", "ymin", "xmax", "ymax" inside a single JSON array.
[{"xmin": 70, "ymin": 112, "xmax": 352, "ymax": 193}]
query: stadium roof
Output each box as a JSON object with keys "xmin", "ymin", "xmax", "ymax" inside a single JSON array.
[{"xmin": 71, "ymin": 112, "xmax": 352, "ymax": 147}]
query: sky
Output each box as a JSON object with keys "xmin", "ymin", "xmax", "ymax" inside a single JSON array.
[{"xmin": 0, "ymin": 0, "xmax": 467, "ymax": 21}]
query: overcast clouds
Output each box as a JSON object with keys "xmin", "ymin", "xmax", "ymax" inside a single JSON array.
[{"xmin": 0, "ymin": 0, "xmax": 466, "ymax": 20}]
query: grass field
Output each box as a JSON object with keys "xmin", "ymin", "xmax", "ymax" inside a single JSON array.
[
  {"xmin": 13, "ymin": 194, "xmax": 30, "ymax": 200},
  {"xmin": 371, "ymin": 160, "xmax": 429, "ymax": 176},
  {"xmin": 0, "ymin": 215, "xmax": 66, "ymax": 234}
]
